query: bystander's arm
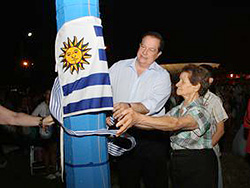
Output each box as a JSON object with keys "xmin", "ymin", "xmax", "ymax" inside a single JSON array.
[
  {"xmin": 0, "ymin": 105, "xmax": 53, "ymax": 127},
  {"xmin": 212, "ymin": 121, "xmax": 225, "ymax": 146}
]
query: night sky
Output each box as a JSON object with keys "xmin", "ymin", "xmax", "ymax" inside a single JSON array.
[{"xmin": 2, "ymin": 0, "xmax": 250, "ymax": 88}]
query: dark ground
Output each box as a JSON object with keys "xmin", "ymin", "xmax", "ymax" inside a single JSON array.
[
  {"xmin": 0, "ymin": 147, "xmax": 63, "ymax": 188},
  {"xmin": 0, "ymin": 131, "xmax": 249, "ymax": 188}
]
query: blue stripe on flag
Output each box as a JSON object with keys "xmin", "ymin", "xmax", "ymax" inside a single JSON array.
[
  {"xmin": 62, "ymin": 73, "xmax": 110, "ymax": 96},
  {"xmin": 63, "ymin": 97, "xmax": 113, "ymax": 114},
  {"xmin": 94, "ymin": 26, "xmax": 103, "ymax": 37},
  {"xmin": 99, "ymin": 49, "xmax": 107, "ymax": 61}
]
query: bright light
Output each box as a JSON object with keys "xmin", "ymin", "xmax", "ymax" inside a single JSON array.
[
  {"xmin": 21, "ymin": 60, "xmax": 31, "ymax": 68},
  {"xmin": 230, "ymin": 73, "xmax": 234, "ymax": 78},
  {"xmin": 23, "ymin": 61, "xmax": 28, "ymax": 66},
  {"xmin": 27, "ymin": 32, "xmax": 33, "ymax": 37}
]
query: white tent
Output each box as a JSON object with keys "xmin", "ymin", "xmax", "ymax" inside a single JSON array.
[{"xmin": 161, "ymin": 62, "xmax": 220, "ymax": 74}]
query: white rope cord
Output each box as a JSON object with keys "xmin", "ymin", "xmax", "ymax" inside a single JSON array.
[
  {"xmin": 61, "ymin": 124, "xmax": 117, "ymax": 137},
  {"xmin": 88, "ymin": 0, "xmax": 91, "ymax": 16}
]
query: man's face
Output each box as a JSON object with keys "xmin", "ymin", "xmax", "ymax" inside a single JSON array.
[{"xmin": 136, "ymin": 36, "xmax": 162, "ymax": 67}]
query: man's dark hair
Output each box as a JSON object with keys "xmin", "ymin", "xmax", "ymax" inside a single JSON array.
[
  {"xmin": 200, "ymin": 64, "xmax": 215, "ymax": 78},
  {"xmin": 141, "ymin": 31, "xmax": 165, "ymax": 52}
]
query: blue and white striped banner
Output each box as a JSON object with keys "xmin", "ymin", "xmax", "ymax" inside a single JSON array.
[
  {"xmin": 49, "ymin": 83, "xmax": 136, "ymax": 156},
  {"xmin": 55, "ymin": 16, "xmax": 113, "ymax": 118},
  {"xmin": 50, "ymin": 77, "xmax": 63, "ymax": 124}
]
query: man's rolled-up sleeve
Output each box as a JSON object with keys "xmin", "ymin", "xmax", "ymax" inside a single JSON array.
[{"xmin": 142, "ymin": 72, "xmax": 171, "ymax": 116}]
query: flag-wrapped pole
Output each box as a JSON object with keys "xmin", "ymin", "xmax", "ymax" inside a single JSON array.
[{"xmin": 55, "ymin": 0, "xmax": 112, "ymax": 187}]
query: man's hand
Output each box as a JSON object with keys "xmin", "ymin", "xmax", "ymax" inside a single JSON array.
[
  {"xmin": 113, "ymin": 102, "xmax": 131, "ymax": 121},
  {"xmin": 106, "ymin": 116, "xmax": 115, "ymax": 127}
]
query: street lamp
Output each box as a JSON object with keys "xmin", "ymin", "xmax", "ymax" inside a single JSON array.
[
  {"xmin": 21, "ymin": 60, "xmax": 33, "ymax": 68},
  {"xmin": 27, "ymin": 32, "xmax": 33, "ymax": 37},
  {"xmin": 23, "ymin": 61, "xmax": 28, "ymax": 67}
]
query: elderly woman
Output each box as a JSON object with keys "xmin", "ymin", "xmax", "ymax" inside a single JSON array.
[{"xmin": 114, "ymin": 65, "xmax": 218, "ymax": 188}]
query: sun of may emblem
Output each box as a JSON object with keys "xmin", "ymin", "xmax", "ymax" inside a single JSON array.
[{"xmin": 60, "ymin": 36, "xmax": 91, "ymax": 74}]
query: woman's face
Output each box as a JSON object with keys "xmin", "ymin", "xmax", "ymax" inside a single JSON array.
[{"xmin": 176, "ymin": 71, "xmax": 199, "ymax": 98}]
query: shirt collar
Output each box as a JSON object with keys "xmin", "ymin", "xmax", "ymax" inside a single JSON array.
[
  {"xmin": 128, "ymin": 57, "xmax": 157, "ymax": 71},
  {"xmin": 179, "ymin": 97, "xmax": 204, "ymax": 115},
  {"xmin": 203, "ymin": 90, "xmax": 211, "ymax": 106}
]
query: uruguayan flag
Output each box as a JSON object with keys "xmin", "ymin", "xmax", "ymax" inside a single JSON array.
[{"xmin": 55, "ymin": 16, "xmax": 113, "ymax": 118}]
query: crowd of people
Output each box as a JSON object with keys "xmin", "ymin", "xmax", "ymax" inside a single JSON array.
[
  {"xmin": 0, "ymin": 31, "xmax": 250, "ymax": 187},
  {"xmin": 208, "ymin": 79, "xmax": 250, "ymax": 155},
  {"xmin": 0, "ymin": 87, "xmax": 58, "ymax": 179}
]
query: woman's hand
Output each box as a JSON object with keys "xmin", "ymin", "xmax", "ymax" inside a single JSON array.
[
  {"xmin": 113, "ymin": 102, "xmax": 131, "ymax": 121},
  {"xmin": 115, "ymin": 108, "xmax": 141, "ymax": 136}
]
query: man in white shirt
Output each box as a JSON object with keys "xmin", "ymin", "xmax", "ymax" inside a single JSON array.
[
  {"xmin": 201, "ymin": 64, "xmax": 228, "ymax": 188},
  {"xmin": 109, "ymin": 32, "xmax": 171, "ymax": 188}
]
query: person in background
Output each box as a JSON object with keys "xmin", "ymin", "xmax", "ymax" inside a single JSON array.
[
  {"xmin": 201, "ymin": 64, "xmax": 228, "ymax": 188},
  {"xmin": 108, "ymin": 31, "xmax": 171, "ymax": 188},
  {"xmin": 243, "ymin": 97, "xmax": 250, "ymax": 165},
  {"xmin": 115, "ymin": 65, "xmax": 218, "ymax": 188},
  {"xmin": 32, "ymin": 89, "xmax": 59, "ymax": 180},
  {"xmin": 0, "ymin": 103, "xmax": 53, "ymax": 168},
  {"xmin": 0, "ymin": 105, "xmax": 53, "ymax": 127}
]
